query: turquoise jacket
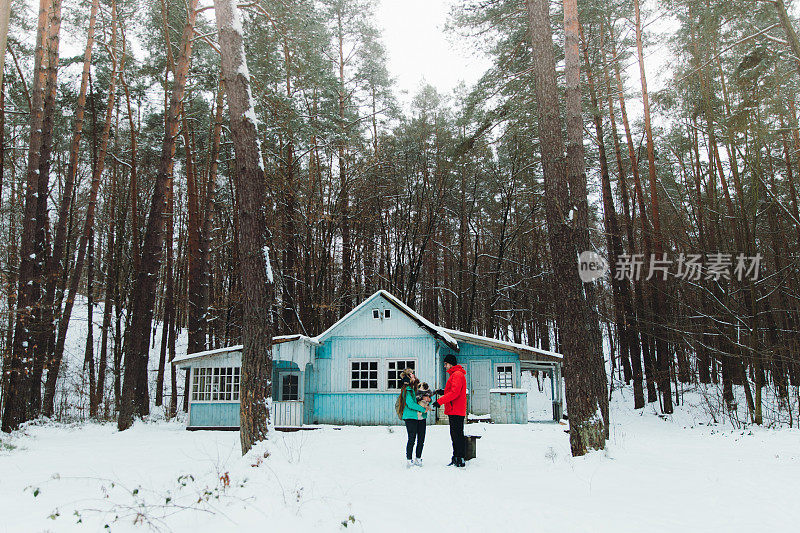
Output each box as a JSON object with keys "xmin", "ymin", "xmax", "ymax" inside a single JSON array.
[{"xmin": 401, "ymin": 386, "xmax": 427, "ymax": 420}]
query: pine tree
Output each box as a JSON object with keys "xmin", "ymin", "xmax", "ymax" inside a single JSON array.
[{"xmin": 213, "ymin": 0, "xmax": 274, "ymax": 454}]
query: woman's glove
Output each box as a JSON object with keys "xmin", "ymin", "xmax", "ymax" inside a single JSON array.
[
  {"xmin": 432, "ymin": 401, "xmax": 440, "ymax": 408},
  {"xmin": 434, "ymin": 389, "xmax": 444, "ymax": 395}
]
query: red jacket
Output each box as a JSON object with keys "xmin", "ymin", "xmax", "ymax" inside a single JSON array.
[{"xmin": 437, "ymin": 364, "xmax": 467, "ymax": 416}]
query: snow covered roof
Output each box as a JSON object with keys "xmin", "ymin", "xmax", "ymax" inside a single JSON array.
[
  {"xmin": 172, "ymin": 335, "xmax": 320, "ymax": 365},
  {"xmin": 442, "ymin": 328, "xmax": 563, "ymax": 363},
  {"xmin": 313, "ymin": 290, "xmax": 459, "ymax": 350},
  {"xmin": 273, "ymin": 334, "xmax": 322, "ymax": 346},
  {"xmin": 172, "ymin": 344, "xmax": 243, "ymax": 365}
]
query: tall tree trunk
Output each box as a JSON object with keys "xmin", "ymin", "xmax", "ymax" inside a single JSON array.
[
  {"xmin": 633, "ymin": 0, "xmax": 673, "ymax": 414},
  {"xmin": 581, "ymin": 25, "xmax": 644, "ymax": 408},
  {"xmin": 28, "ymin": 0, "xmax": 62, "ymax": 416},
  {"xmin": 121, "ymin": 67, "xmax": 139, "ymax": 274},
  {"xmin": 96, "ymin": 163, "xmax": 117, "ymax": 418},
  {"xmin": 186, "ymin": 109, "xmax": 205, "ymax": 356},
  {"xmin": 118, "ymin": 0, "xmax": 200, "ymax": 430},
  {"xmin": 42, "ymin": 4, "xmax": 118, "ymax": 417},
  {"xmin": 156, "ymin": 120, "xmax": 178, "ymax": 408},
  {"xmin": 564, "ymin": 0, "xmax": 609, "ymax": 434},
  {"xmin": 214, "ymin": 0, "xmax": 274, "ymax": 455},
  {"xmin": 84, "ymin": 226, "xmax": 96, "ymax": 417},
  {"xmin": 607, "ymin": 24, "xmax": 659, "ymax": 404},
  {"xmin": 1, "ymin": 135, "xmax": 18, "ymax": 417},
  {"xmin": 280, "ymin": 40, "xmax": 297, "ymax": 333},
  {"xmin": 155, "ymin": 183, "xmax": 174, "ymax": 408},
  {"xmin": 337, "ymin": 10, "xmax": 352, "ymax": 315},
  {"xmin": 526, "ymin": 0, "xmax": 606, "ymax": 456},
  {"xmin": 40, "ymin": 0, "xmax": 100, "ymax": 414},
  {"xmin": 3, "ymin": 0, "xmax": 58, "ymax": 431}
]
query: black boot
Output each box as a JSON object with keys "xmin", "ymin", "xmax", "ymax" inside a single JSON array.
[
  {"xmin": 455, "ymin": 457, "xmax": 465, "ymax": 467},
  {"xmin": 447, "ymin": 456, "xmax": 456, "ymax": 466}
]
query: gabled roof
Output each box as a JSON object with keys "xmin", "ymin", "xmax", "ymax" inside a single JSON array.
[
  {"xmin": 313, "ymin": 290, "xmax": 459, "ymax": 350},
  {"xmin": 441, "ymin": 328, "xmax": 563, "ymax": 364}
]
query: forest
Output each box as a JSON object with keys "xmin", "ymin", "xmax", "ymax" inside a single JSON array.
[{"xmin": 1, "ymin": 0, "xmax": 800, "ymax": 461}]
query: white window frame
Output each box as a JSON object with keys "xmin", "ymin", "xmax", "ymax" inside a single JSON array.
[
  {"xmin": 372, "ymin": 308, "xmax": 380, "ymax": 319},
  {"xmin": 279, "ymin": 371, "xmax": 302, "ymax": 401},
  {"xmin": 190, "ymin": 366, "xmax": 241, "ymax": 403},
  {"xmin": 348, "ymin": 359, "xmax": 381, "ymax": 392},
  {"xmin": 385, "ymin": 358, "xmax": 417, "ymax": 391},
  {"xmin": 383, "ymin": 308, "xmax": 391, "ymax": 319},
  {"xmin": 494, "ymin": 363, "xmax": 516, "ymax": 389}
]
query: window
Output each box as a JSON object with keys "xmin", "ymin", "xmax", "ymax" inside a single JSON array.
[
  {"xmin": 191, "ymin": 367, "xmax": 240, "ymax": 401},
  {"xmin": 387, "ymin": 359, "xmax": 416, "ymax": 390},
  {"xmin": 281, "ymin": 373, "xmax": 300, "ymax": 401},
  {"xmin": 351, "ymin": 360, "xmax": 379, "ymax": 390},
  {"xmin": 372, "ymin": 309, "xmax": 380, "ymax": 319},
  {"xmin": 496, "ymin": 364, "xmax": 514, "ymax": 388},
  {"xmin": 383, "ymin": 308, "xmax": 391, "ymax": 319}
]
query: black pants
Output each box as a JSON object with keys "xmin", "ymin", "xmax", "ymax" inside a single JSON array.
[
  {"xmin": 448, "ymin": 415, "xmax": 466, "ymax": 458},
  {"xmin": 404, "ymin": 419, "xmax": 426, "ymax": 459}
]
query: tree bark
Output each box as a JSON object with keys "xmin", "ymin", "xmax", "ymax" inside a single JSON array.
[
  {"xmin": 84, "ymin": 226, "xmax": 96, "ymax": 417},
  {"xmin": 526, "ymin": 0, "xmax": 606, "ymax": 456},
  {"xmin": 186, "ymin": 109, "xmax": 205, "ymax": 357},
  {"xmin": 607, "ymin": 24, "xmax": 659, "ymax": 404},
  {"xmin": 634, "ymin": 0, "xmax": 673, "ymax": 414},
  {"xmin": 3, "ymin": 0, "xmax": 57, "ymax": 431},
  {"xmin": 40, "ymin": 0, "xmax": 100, "ymax": 414},
  {"xmin": 581, "ymin": 25, "xmax": 644, "ymax": 407},
  {"xmin": 42, "ymin": 3, "xmax": 118, "ymax": 417},
  {"xmin": 214, "ymin": 0, "xmax": 274, "ymax": 455},
  {"xmin": 96, "ymin": 162, "xmax": 117, "ymax": 418},
  {"xmin": 118, "ymin": 0, "xmax": 200, "ymax": 430},
  {"xmin": 28, "ymin": 0, "xmax": 63, "ymax": 415},
  {"xmin": 336, "ymin": 9, "xmax": 352, "ymax": 315}
]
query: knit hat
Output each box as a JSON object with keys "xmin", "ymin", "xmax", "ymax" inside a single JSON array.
[{"xmin": 444, "ymin": 354, "xmax": 457, "ymax": 366}]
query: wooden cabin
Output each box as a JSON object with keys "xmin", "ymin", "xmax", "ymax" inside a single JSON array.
[{"xmin": 173, "ymin": 290, "xmax": 563, "ymax": 430}]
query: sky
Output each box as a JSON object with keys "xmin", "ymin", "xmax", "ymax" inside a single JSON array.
[
  {"xmin": 373, "ymin": 0, "xmax": 674, "ymax": 114},
  {"xmin": 374, "ymin": 0, "xmax": 491, "ymax": 107}
]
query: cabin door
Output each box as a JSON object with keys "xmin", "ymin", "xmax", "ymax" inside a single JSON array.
[
  {"xmin": 470, "ymin": 360, "xmax": 491, "ymax": 415},
  {"xmin": 273, "ymin": 370, "xmax": 304, "ymax": 427}
]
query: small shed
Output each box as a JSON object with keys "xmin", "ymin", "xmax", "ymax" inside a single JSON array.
[
  {"xmin": 173, "ymin": 290, "xmax": 564, "ymax": 429},
  {"xmin": 489, "ymin": 389, "xmax": 528, "ymax": 424}
]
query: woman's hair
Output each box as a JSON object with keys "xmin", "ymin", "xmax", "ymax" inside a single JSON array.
[
  {"xmin": 396, "ymin": 368, "xmax": 418, "ymax": 414},
  {"xmin": 397, "ymin": 387, "xmax": 407, "ymax": 414}
]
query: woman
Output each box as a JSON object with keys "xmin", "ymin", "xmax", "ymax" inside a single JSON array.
[{"xmin": 398, "ymin": 368, "xmax": 429, "ymax": 467}]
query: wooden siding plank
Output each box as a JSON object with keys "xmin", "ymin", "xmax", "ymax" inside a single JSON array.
[
  {"xmin": 311, "ymin": 393, "xmax": 407, "ymax": 425},
  {"xmin": 188, "ymin": 403, "xmax": 240, "ymax": 427}
]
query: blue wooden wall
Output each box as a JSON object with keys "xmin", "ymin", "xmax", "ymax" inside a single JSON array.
[
  {"xmin": 189, "ymin": 402, "xmax": 239, "ymax": 428},
  {"xmin": 311, "ymin": 393, "xmax": 435, "ymax": 425}
]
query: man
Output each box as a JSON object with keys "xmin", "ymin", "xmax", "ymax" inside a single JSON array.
[{"xmin": 433, "ymin": 354, "xmax": 467, "ymax": 467}]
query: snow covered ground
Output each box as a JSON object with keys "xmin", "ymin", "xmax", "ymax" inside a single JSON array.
[
  {"xmin": 4, "ymin": 298, "xmax": 798, "ymax": 531},
  {"xmin": 2, "ymin": 388, "xmax": 800, "ymax": 533}
]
